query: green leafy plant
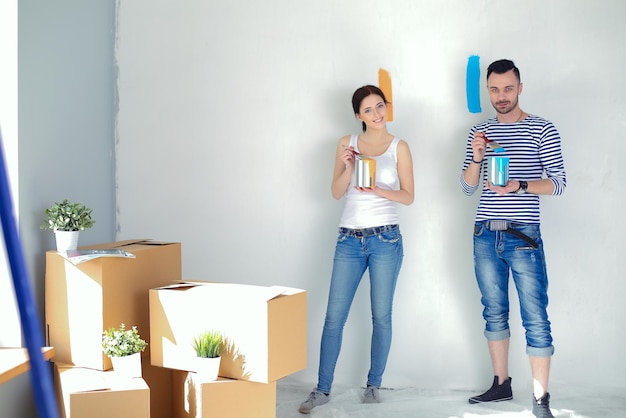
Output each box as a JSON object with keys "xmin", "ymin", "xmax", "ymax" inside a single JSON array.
[
  {"xmin": 192, "ymin": 330, "xmax": 222, "ymax": 358},
  {"xmin": 40, "ymin": 199, "xmax": 95, "ymax": 232},
  {"xmin": 102, "ymin": 324, "xmax": 147, "ymax": 357}
]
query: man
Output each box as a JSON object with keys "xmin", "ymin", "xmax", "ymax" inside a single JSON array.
[{"xmin": 460, "ymin": 59, "xmax": 566, "ymax": 418}]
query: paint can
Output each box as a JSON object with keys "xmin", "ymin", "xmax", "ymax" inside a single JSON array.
[
  {"xmin": 355, "ymin": 155, "xmax": 376, "ymax": 188},
  {"xmin": 489, "ymin": 156, "xmax": 509, "ymax": 186}
]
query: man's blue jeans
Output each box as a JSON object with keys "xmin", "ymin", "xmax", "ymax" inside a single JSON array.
[
  {"xmin": 473, "ymin": 221, "xmax": 554, "ymax": 357},
  {"xmin": 316, "ymin": 226, "xmax": 403, "ymax": 393}
]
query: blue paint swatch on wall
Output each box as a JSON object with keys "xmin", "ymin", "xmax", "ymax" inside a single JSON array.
[{"xmin": 466, "ymin": 55, "xmax": 481, "ymax": 113}]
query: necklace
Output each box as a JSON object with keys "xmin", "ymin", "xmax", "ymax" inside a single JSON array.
[{"xmin": 499, "ymin": 109, "xmax": 525, "ymax": 124}]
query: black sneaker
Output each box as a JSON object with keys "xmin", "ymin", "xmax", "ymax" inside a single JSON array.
[
  {"xmin": 532, "ymin": 393, "xmax": 554, "ymax": 418},
  {"xmin": 468, "ymin": 376, "xmax": 513, "ymax": 404}
]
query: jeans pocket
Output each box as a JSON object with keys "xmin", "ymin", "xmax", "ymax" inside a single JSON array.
[
  {"xmin": 474, "ymin": 224, "xmax": 485, "ymax": 236},
  {"xmin": 377, "ymin": 230, "xmax": 401, "ymax": 243},
  {"xmin": 512, "ymin": 225, "xmax": 540, "ymax": 250}
]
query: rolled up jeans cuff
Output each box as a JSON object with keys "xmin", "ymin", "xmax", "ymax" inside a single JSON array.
[
  {"xmin": 484, "ymin": 329, "xmax": 511, "ymax": 341},
  {"xmin": 526, "ymin": 344, "xmax": 555, "ymax": 357}
]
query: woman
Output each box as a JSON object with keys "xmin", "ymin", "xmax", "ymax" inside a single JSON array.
[{"xmin": 299, "ymin": 85, "xmax": 414, "ymax": 414}]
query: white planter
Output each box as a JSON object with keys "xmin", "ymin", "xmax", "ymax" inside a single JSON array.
[
  {"xmin": 54, "ymin": 230, "xmax": 80, "ymax": 252},
  {"xmin": 195, "ymin": 356, "xmax": 221, "ymax": 382},
  {"xmin": 110, "ymin": 352, "xmax": 142, "ymax": 379}
]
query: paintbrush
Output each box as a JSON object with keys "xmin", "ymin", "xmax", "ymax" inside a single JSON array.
[
  {"xmin": 341, "ymin": 144, "xmax": 360, "ymax": 155},
  {"xmin": 483, "ymin": 136, "xmax": 504, "ymax": 152}
]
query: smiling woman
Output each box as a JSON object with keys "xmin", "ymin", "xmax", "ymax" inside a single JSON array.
[{"xmin": 299, "ymin": 84, "xmax": 414, "ymax": 414}]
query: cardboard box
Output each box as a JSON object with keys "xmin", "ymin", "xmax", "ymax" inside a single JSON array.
[
  {"xmin": 150, "ymin": 282, "xmax": 306, "ymax": 383},
  {"xmin": 54, "ymin": 363, "xmax": 150, "ymax": 418},
  {"xmin": 45, "ymin": 239, "xmax": 181, "ymax": 370},
  {"xmin": 141, "ymin": 352, "xmax": 173, "ymax": 418},
  {"xmin": 172, "ymin": 371, "xmax": 276, "ymax": 418},
  {"xmin": 45, "ymin": 239, "xmax": 180, "ymax": 418}
]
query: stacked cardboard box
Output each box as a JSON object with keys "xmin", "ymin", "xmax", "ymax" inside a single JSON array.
[
  {"xmin": 171, "ymin": 373, "xmax": 276, "ymax": 418},
  {"xmin": 45, "ymin": 239, "xmax": 182, "ymax": 418},
  {"xmin": 150, "ymin": 281, "xmax": 307, "ymax": 417},
  {"xmin": 54, "ymin": 363, "xmax": 150, "ymax": 418},
  {"xmin": 46, "ymin": 239, "xmax": 308, "ymax": 417}
]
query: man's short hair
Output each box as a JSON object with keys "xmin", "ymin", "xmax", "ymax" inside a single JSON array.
[{"xmin": 487, "ymin": 59, "xmax": 521, "ymax": 82}]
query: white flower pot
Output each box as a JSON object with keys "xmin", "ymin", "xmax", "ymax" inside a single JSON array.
[
  {"xmin": 195, "ymin": 356, "xmax": 221, "ymax": 382},
  {"xmin": 54, "ymin": 230, "xmax": 80, "ymax": 252},
  {"xmin": 110, "ymin": 352, "xmax": 142, "ymax": 379}
]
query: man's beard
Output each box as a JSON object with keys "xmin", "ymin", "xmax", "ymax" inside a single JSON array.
[{"xmin": 493, "ymin": 97, "xmax": 518, "ymax": 115}]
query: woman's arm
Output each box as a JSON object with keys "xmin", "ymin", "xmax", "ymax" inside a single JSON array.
[
  {"xmin": 331, "ymin": 135, "xmax": 356, "ymax": 200},
  {"xmin": 372, "ymin": 140, "xmax": 414, "ymax": 205}
]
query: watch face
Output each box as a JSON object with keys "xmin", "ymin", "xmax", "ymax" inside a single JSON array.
[{"xmin": 518, "ymin": 181, "xmax": 528, "ymax": 193}]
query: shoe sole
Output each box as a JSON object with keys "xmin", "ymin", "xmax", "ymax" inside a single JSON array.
[{"xmin": 468, "ymin": 395, "xmax": 513, "ymax": 404}]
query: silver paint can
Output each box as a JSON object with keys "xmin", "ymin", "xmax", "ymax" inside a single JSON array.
[
  {"xmin": 489, "ymin": 156, "xmax": 509, "ymax": 186},
  {"xmin": 355, "ymin": 156, "xmax": 376, "ymax": 188}
]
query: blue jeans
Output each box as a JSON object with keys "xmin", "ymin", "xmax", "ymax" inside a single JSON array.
[
  {"xmin": 316, "ymin": 225, "xmax": 403, "ymax": 393},
  {"xmin": 473, "ymin": 221, "xmax": 554, "ymax": 357}
]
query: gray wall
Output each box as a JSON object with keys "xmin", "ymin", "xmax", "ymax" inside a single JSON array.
[{"xmin": 0, "ymin": 1, "xmax": 116, "ymax": 417}]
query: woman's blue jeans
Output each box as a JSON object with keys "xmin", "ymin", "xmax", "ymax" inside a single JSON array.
[
  {"xmin": 316, "ymin": 226, "xmax": 403, "ymax": 393},
  {"xmin": 473, "ymin": 221, "xmax": 554, "ymax": 357}
]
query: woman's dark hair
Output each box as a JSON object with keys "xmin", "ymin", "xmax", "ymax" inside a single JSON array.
[
  {"xmin": 351, "ymin": 85, "xmax": 389, "ymax": 132},
  {"xmin": 487, "ymin": 59, "xmax": 521, "ymax": 82}
]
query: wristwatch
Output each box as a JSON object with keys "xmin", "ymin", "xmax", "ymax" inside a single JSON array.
[{"xmin": 516, "ymin": 180, "xmax": 528, "ymax": 194}]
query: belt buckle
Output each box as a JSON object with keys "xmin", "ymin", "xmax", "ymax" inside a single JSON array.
[{"xmin": 489, "ymin": 220, "xmax": 509, "ymax": 231}]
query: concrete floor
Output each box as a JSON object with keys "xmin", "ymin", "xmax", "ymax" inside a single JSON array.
[{"xmin": 276, "ymin": 377, "xmax": 625, "ymax": 418}]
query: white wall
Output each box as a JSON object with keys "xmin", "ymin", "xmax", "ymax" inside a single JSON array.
[{"xmin": 116, "ymin": 0, "xmax": 626, "ymax": 392}]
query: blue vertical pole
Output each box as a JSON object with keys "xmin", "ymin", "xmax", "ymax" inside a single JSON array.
[{"xmin": 0, "ymin": 130, "xmax": 59, "ymax": 417}]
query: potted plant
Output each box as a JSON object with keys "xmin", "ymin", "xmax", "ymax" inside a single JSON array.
[
  {"xmin": 102, "ymin": 323, "xmax": 147, "ymax": 379},
  {"xmin": 40, "ymin": 198, "xmax": 95, "ymax": 251},
  {"xmin": 192, "ymin": 330, "xmax": 222, "ymax": 381}
]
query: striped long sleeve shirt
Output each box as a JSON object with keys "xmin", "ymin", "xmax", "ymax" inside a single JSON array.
[{"xmin": 460, "ymin": 114, "xmax": 567, "ymax": 224}]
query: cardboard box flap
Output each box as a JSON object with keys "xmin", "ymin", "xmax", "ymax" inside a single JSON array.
[
  {"xmin": 266, "ymin": 285, "xmax": 303, "ymax": 298},
  {"xmin": 170, "ymin": 281, "xmax": 304, "ymax": 301},
  {"xmin": 153, "ymin": 282, "xmax": 201, "ymax": 291},
  {"xmin": 79, "ymin": 239, "xmax": 177, "ymax": 251},
  {"xmin": 56, "ymin": 365, "xmax": 111, "ymax": 392},
  {"xmin": 78, "ymin": 239, "xmax": 149, "ymax": 250},
  {"xmin": 121, "ymin": 240, "xmax": 176, "ymax": 247}
]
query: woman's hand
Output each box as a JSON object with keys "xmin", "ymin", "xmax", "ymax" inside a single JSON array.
[
  {"xmin": 354, "ymin": 185, "xmax": 381, "ymax": 195},
  {"xmin": 332, "ymin": 137, "xmax": 357, "ymax": 199},
  {"xmin": 341, "ymin": 145, "xmax": 357, "ymax": 170}
]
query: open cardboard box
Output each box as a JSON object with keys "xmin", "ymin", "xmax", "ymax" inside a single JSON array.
[{"xmin": 150, "ymin": 282, "xmax": 306, "ymax": 383}]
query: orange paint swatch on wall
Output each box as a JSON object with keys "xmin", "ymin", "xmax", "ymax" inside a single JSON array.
[{"xmin": 378, "ymin": 68, "xmax": 393, "ymax": 122}]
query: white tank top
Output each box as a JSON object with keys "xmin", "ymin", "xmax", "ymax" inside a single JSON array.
[{"xmin": 339, "ymin": 135, "xmax": 401, "ymax": 228}]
